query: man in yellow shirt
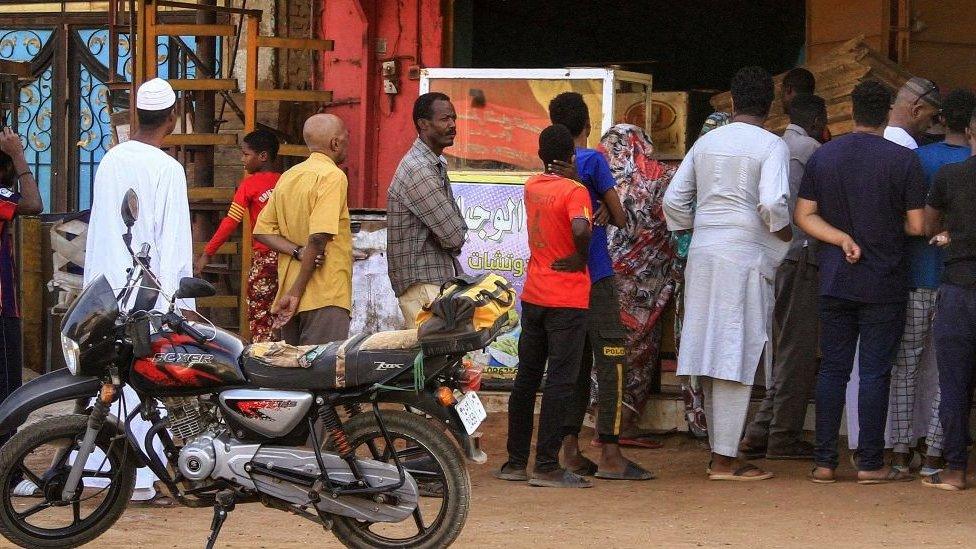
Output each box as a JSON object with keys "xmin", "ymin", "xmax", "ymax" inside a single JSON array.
[{"xmin": 254, "ymin": 114, "xmax": 353, "ymax": 344}]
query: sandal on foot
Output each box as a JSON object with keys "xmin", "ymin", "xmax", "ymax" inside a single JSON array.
[
  {"xmin": 921, "ymin": 473, "xmax": 963, "ymax": 491},
  {"xmin": 493, "ymin": 462, "xmax": 528, "ymax": 481},
  {"xmin": 920, "ymin": 465, "xmax": 944, "ymax": 477},
  {"xmin": 11, "ymin": 480, "xmax": 40, "ymax": 497},
  {"xmin": 528, "ymin": 469, "xmax": 593, "ymax": 488},
  {"xmin": 857, "ymin": 467, "xmax": 916, "ymax": 485},
  {"xmin": 708, "ymin": 463, "xmax": 774, "ymax": 482},
  {"xmin": 809, "ymin": 466, "xmax": 836, "ymax": 484},
  {"xmin": 594, "ymin": 461, "xmax": 656, "ymax": 481},
  {"xmin": 569, "ymin": 456, "xmax": 598, "ymax": 477}
]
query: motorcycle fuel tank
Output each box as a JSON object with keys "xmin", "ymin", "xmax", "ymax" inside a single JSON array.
[{"xmin": 130, "ymin": 323, "xmax": 247, "ymax": 397}]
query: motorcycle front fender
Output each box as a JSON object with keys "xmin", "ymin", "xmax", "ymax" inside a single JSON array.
[
  {"xmin": 375, "ymin": 389, "xmax": 488, "ymax": 464},
  {"xmin": 0, "ymin": 368, "xmax": 101, "ymax": 435}
]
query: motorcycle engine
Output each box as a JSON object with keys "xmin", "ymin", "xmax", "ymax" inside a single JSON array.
[{"xmin": 160, "ymin": 396, "xmax": 212, "ymax": 442}]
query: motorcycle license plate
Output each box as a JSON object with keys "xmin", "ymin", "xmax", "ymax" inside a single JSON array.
[{"xmin": 455, "ymin": 391, "xmax": 487, "ymax": 435}]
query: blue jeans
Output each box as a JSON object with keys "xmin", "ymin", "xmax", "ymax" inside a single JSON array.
[
  {"xmin": 814, "ymin": 297, "xmax": 905, "ymax": 470},
  {"xmin": 934, "ymin": 283, "xmax": 976, "ymax": 471}
]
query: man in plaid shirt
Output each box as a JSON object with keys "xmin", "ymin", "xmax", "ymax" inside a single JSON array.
[{"xmin": 387, "ymin": 92, "xmax": 467, "ymax": 326}]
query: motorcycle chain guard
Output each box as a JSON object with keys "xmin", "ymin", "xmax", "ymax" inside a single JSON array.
[{"xmin": 246, "ymin": 446, "xmax": 420, "ymax": 523}]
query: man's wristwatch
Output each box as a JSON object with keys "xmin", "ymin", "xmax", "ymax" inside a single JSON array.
[{"xmin": 291, "ymin": 246, "xmax": 303, "ymax": 261}]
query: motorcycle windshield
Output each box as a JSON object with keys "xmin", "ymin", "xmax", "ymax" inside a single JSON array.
[{"xmin": 61, "ymin": 275, "xmax": 120, "ymax": 352}]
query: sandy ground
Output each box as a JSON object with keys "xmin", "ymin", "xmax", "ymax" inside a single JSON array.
[{"xmin": 2, "ymin": 411, "xmax": 973, "ymax": 549}]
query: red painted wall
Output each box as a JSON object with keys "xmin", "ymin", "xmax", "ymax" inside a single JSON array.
[{"xmin": 319, "ymin": 0, "xmax": 445, "ymax": 209}]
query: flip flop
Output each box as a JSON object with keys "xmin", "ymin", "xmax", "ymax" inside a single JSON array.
[
  {"xmin": 708, "ymin": 463, "xmax": 774, "ymax": 482},
  {"xmin": 569, "ymin": 456, "xmax": 598, "ymax": 477},
  {"xmin": 594, "ymin": 461, "xmax": 656, "ymax": 481},
  {"xmin": 809, "ymin": 466, "xmax": 836, "ymax": 484},
  {"xmin": 528, "ymin": 469, "xmax": 593, "ymax": 488},
  {"xmin": 920, "ymin": 465, "xmax": 944, "ymax": 477},
  {"xmin": 493, "ymin": 462, "xmax": 529, "ymax": 482},
  {"xmin": 857, "ymin": 467, "xmax": 916, "ymax": 485},
  {"xmin": 11, "ymin": 480, "xmax": 40, "ymax": 498},
  {"xmin": 921, "ymin": 473, "xmax": 963, "ymax": 491}
]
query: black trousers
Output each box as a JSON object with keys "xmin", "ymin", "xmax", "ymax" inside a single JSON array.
[
  {"xmin": 507, "ymin": 303, "xmax": 587, "ymax": 472},
  {"xmin": 563, "ymin": 277, "xmax": 627, "ymax": 443},
  {"xmin": 933, "ymin": 283, "xmax": 976, "ymax": 471},
  {"xmin": 0, "ymin": 317, "xmax": 22, "ymax": 449}
]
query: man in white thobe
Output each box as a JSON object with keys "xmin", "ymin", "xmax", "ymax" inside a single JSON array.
[
  {"xmin": 83, "ymin": 78, "xmax": 193, "ymax": 503},
  {"xmin": 664, "ymin": 67, "xmax": 791, "ymax": 481}
]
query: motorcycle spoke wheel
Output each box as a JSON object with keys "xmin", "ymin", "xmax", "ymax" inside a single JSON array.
[
  {"xmin": 352, "ymin": 434, "xmax": 448, "ymax": 542},
  {"xmin": 329, "ymin": 410, "xmax": 470, "ymax": 549},
  {"xmin": 0, "ymin": 415, "xmax": 136, "ymax": 549}
]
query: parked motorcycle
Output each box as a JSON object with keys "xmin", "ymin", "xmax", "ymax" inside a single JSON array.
[{"xmin": 0, "ymin": 189, "xmax": 492, "ymax": 549}]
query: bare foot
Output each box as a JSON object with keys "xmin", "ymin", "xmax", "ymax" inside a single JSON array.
[
  {"xmin": 560, "ymin": 435, "xmax": 593, "ymax": 472},
  {"xmin": 811, "ymin": 466, "xmax": 836, "ymax": 483},
  {"xmin": 939, "ymin": 469, "xmax": 967, "ymax": 489},
  {"xmin": 598, "ymin": 443, "xmax": 629, "ymax": 475}
]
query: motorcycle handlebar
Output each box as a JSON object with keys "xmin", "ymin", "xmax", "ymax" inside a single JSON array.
[{"xmin": 163, "ymin": 313, "xmax": 208, "ymax": 345}]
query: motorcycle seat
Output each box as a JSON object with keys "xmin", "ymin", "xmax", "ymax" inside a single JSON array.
[{"xmin": 241, "ymin": 330, "xmax": 420, "ymax": 390}]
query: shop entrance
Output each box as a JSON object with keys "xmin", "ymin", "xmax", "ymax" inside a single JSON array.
[{"xmin": 454, "ymin": 0, "xmax": 806, "ymax": 92}]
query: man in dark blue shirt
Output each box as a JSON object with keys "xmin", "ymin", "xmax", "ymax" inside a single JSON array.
[
  {"xmin": 890, "ymin": 89, "xmax": 976, "ymax": 475},
  {"xmin": 548, "ymin": 92, "xmax": 653, "ymax": 481},
  {"xmin": 796, "ymin": 81, "xmax": 927, "ymax": 484}
]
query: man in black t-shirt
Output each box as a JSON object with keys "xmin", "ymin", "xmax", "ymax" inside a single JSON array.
[
  {"xmin": 795, "ymin": 81, "xmax": 928, "ymax": 484},
  {"xmin": 921, "ymin": 111, "xmax": 976, "ymax": 491}
]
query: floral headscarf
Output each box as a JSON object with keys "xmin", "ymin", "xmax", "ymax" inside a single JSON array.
[{"xmin": 599, "ymin": 124, "xmax": 678, "ymax": 412}]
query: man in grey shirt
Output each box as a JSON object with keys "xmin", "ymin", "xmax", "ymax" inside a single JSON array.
[{"xmin": 741, "ymin": 94, "xmax": 827, "ymax": 460}]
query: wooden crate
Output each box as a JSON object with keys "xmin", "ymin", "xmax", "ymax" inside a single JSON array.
[{"xmin": 651, "ymin": 92, "xmax": 689, "ymax": 160}]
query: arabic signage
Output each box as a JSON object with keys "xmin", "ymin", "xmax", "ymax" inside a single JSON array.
[
  {"xmin": 454, "ymin": 180, "xmax": 529, "ymax": 306},
  {"xmin": 453, "ymin": 179, "xmax": 527, "ymax": 381}
]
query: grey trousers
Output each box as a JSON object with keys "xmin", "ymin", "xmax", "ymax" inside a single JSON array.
[
  {"xmin": 281, "ymin": 305, "xmax": 351, "ymax": 345},
  {"xmin": 743, "ymin": 256, "xmax": 819, "ymax": 451}
]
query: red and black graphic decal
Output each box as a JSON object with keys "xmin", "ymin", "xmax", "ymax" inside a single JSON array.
[{"xmin": 228, "ymin": 399, "xmax": 298, "ymax": 421}]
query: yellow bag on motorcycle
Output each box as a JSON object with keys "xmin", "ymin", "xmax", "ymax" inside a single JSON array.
[{"xmin": 416, "ymin": 274, "xmax": 517, "ymax": 355}]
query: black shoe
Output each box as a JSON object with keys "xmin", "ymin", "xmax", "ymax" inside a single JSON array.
[{"xmin": 766, "ymin": 440, "xmax": 815, "ymax": 460}]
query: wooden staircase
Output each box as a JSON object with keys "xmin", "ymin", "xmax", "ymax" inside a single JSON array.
[{"xmin": 106, "ymin": 0, "xmax": 336, "ymax": 338}]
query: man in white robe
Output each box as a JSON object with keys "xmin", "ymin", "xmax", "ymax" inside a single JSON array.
[
  {"xmin": 664, "ymin": 66, "xmax": 791, "ymax": 481},
  {"xmin": 83, "ymin": 78, "xmax": 193, "ymax": 503}
]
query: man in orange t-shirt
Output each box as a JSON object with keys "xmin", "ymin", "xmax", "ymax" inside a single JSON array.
[{"xmin": 496, "ymin": 124, "xmax": 593, "ymax": 488}]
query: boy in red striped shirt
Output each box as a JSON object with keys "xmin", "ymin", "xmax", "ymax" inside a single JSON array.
[{"xmin": 195, "ymin": 129, "xmax": 281, "ymax": 341}]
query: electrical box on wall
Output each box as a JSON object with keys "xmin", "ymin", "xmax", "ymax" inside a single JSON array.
[{"xmin": 382, "ymin": 60, "xmax": 399, "ymax": 95}]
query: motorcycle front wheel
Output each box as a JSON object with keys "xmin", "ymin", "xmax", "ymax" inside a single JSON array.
[
  {"xmin": 329, "ymin": 409, "xmax": 471, "ymax": 549},
  {"xmin": 0, "ymin": 414, "xmax": 137, "ymax": 548}
]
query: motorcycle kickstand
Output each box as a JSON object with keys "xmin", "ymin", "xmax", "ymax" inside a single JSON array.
[{"xmin": 204, "ymin": 489, "xmax": 236, "ymax": 549}]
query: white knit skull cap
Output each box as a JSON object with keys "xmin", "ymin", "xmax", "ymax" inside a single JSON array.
[{"xmin": 136, "ymin": 78, "xmax": 176, "ymax": 111}]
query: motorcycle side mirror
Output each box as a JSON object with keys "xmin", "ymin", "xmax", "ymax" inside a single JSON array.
[
  {"xmin": 121, "ymin": 189, "xmax": 139, "ymax": 228},
  {"xmin": 175, "ymin": 277, "xmax": 217, "ymax": 299}
]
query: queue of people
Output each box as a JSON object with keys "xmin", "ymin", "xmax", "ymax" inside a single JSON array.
[
  {"xmin": 1, "ymin": 64, "xmax": 973, "ymax": 498},
  {"xmin": 487, "ymin": 67, "xmax": 976, "ymax": 490}
]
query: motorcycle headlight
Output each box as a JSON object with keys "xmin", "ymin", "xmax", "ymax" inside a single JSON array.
[{"xmin": 61, "ymin": 334, "xmax": 80, "ymax": 375}]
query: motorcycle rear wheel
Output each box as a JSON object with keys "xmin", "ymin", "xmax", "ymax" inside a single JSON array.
[
  {"xmin": 329, "ymin": 409, "xmax": 470, "ymax": 549},
  {"xmin": 0, "ymin": 414, "xmax": 137, "ymax": 548}
]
